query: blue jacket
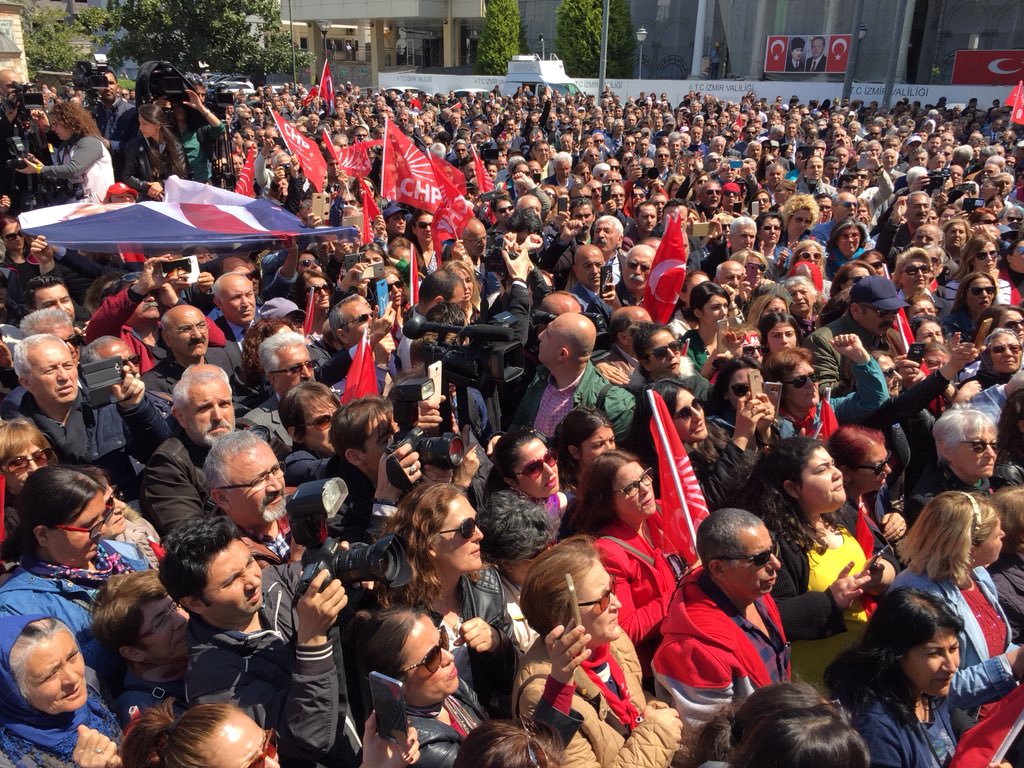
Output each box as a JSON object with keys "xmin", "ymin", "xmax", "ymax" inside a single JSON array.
[
  {"xmin": 892, "ymin": 567, "xmax": 1017, "ymax": 709},
  {"xmin": 853, "ymin": 697, "xmax": 956, "ymax": 768}
]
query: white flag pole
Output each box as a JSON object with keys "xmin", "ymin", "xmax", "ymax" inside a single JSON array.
[{"xmin": 647, "ymin": 389, "xmax": 698, "ymax": 553}]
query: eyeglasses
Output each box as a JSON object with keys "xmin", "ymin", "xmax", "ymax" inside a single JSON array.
[
  {"xmin": 437, "ymin": 518, "xmax": 478, "ymax": 539},
  {"xmin": 121, "ymin": 354, "xmax": 142, "ymax": 367},
  {"xmin": 173, "ymin": 322, "xmax": 207, "ymax": 335},
  {"xmin": 649, "ymin": 340, "xmax": 683, "ymax": 360},
  {"xmin": 673, "ymin": 400, "xmax": 704, "ymax": 421},
  {"xmin": 3, "ymin": 231, "xmax": 22, "ymax": 240},
  {"xmin": 855, "ymin": 452, "xmax": 892, "ymax": 475},
  {"xmin": 305, "ymin": 413, "xmax": 334, "ymax": 430},
  {"xmin": 298, "ymin": 259, "xmax": 320, "ymax": 268},
  {"xmin": 617, "ymin": 468, "xmax": 654, "ymax": 498},
  {"xmin": 242, "ymin": 728, "xmax": 278, "ymax": 768},
  {"xmin": 136, "ymin": 599, "xmax": 181, "ymax": 641},
  {"xmin": 495, "ymin": 206, "xmax": 513, "ymax": 214},
  {"xmin": 515, "ymin": 449, "xmax": 557, "ymax": 481},
  {"xmin": 784, "ymin": 374, "xmax": 816, "ymax": 388},
  {"xmin": 414, "ymin": 221, "xmax": 433, "ymax": 229},
  {"xmin": 990, "ymin": 344, "xmax": 1022, "ymax": 355},
  {"xmin": 577, "ymin": 576, "xmax": 617, "ymax": 612},
  {"xmin": 308, "ymin": 284, "xmax": 331, "ymax": 294},
  {"xmin": 961, "ymin": 440, "xmax": 998, "ymax": 454},
  {"xmin": 968, "ymin": 286, "xmax": 997, "ymax": 296},
  {"xmin": 218, "ymin": 463, "xmax": 284, "ymax": 492},
  {"xmin": 976, "ymin": 250, "xmax": 999, "ymax": 259},
  {"xmin": 341, "ymin": 312, "xmax": 371, "ymax": 328},
  {"xmin": 880, "ymin": 367, "xmax": 899, "ymax": 379},
  {"xmin": 742, "ymin": 345, "xmax": 762, "ymax": 356},
  {"xmin": 716, "ymin": 540, "xmax": 780, "ymax": 568},
  {"xmin": 400, "ymin": 628, "xmax": 450, "ymax": 675},
  {"xmin": 730, "ymin": 383, "xmax": 751, "ymax": 397},
  {"xmin": 4, "ymin": 447, "xmax": 54, "ymax": 473},
  {"xmin": 269, "ymin": 359, "xmax": 314, "ymax": 376},
  {"xmin": 1004, "ymin": 320, "xmax": 1024, "ymax": 332},
  {"xmin": 53, "ymin": 499, "xmax": 116, "ymax": 539},
  {"xmin": 903, "ymin": 265, "xmax": 929, "ymax": 276}
]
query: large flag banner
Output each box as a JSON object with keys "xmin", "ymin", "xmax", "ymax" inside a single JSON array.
[
  {"xmin": 272, "ymin": 111, "xmax": 328, "ymax": 192},
  {"xmin": 952, "ymin": 50, "xmax": 1024, "ymax": 85},
  {"xmin": 764, "ymin": 34, "xmax": 850, "ymax": 74},
  {"xmin": 643, "ymin": 214, "xmax": 688, "ymax": 323},
  {"xmin": 234, "ymin": 145, "xmax": 256, "ymax": 197},
  {"xmin": 381, "ymin": 119, "xmax": 444, "ymax": 213}
]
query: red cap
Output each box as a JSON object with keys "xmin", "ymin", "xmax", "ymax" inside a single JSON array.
[
  {"xmin": 105, "ymin": 182, "xmax": 137, "ymax": 201},
  {"xmin": 721, "ymin": 182, "xmax": 742, "ymax": 193}
]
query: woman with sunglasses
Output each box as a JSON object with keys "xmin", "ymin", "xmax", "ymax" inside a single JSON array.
[
  {"xmin": 0, "ymin": 215, "xmax": 37, "ymax": 286},
  {"xmin": 380, "ymin": 483, "xmax": 516, "ymax": 717},
  {"xmin": 0, "ymin": 615, "xmax": 122, "ymax": 768},
  {"xmin": 484, "ymin": 430, "xmax": 569, "ymax": 521},
  {"xmin": 633, "ymin": 324, "xmax": 694, "ymax": 385},
  {"xmin": 0, "ymin": 419, "xmax": 55, "ymax": 544},
  {"xmin": 0, "ymin": 466, "xmax": 148, "ymax": 683},
  {"xmin": 891, "ymin": 492, "xmax": 1024, "ymax": 714},
  {"xmin": 942, "ymin": 236, "xmax": 1009, "ymax": 305},
  {"xmin": 962, "ymin": 328, "xmax": 1022, "ymax": 389},
  {"xmin": 569, "ymin": 450, "xmax": 685, "ymax": 682},
  {"xmin": 705, "ymin": 356, "xmax": 775, "ymax": 442},
  {"xmin": 76, "ymin": 465, "xmax": 159, "ymax": 571},
  {"xmin": 824, "ymin": 219, "xmax": 869, "ymax": 279},
  {"xmin": 941, "ymin": 271, "xmax": 1000, "ymax": 340},
  {"xmin": 555, "ymin": 407, "xmax": 616, "ymax": 493},
  {"xmin": 279, "ymin": 382, "xmax": 340, "ymax": 486},
  {"xmin": 290, "ymin": 269, "xmax": 332, "ymax": 339},
  {"xmin": 754, "ymin": 211, "xmax": 787, "ymax": 275},
  {"xmin": 830, "ymin": 259, "xmax": 873, "ymax": 301},
  {"xmin": 736, "ymin": 437, "xmax": 896, "ymax": 686},
  {"xmin": 517, "ymin": 537, "xmax": 682, "ymax": 768}
]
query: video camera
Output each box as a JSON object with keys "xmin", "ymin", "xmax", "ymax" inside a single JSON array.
[
  {"xmin": 384, "ymin": 377, "xmax": 464, "ymax": 492},
  {"xmin": 204, "ymin": 85, "xmax": 236, "ymax": 117},
  {"xmin": 72, "ymin": 57, "xmax": 112, "ymax": 94},
  {"xmin": 926, "ymin": 168, "xmax": 950, "ymax": 193},
  {"xmin": 287, "ymin": 478, "xmax": 413, "ymax": 596},
  {"xmin": 4, "ymin": 81, "xmax": 44, "ymax": 124},
  {"xmin": 135, "ymin": 61, "xmax": 190, "ymax": 106},
  {"xmin": 402, "ymin": 313, "xmax": 524, "ymax": 389}
]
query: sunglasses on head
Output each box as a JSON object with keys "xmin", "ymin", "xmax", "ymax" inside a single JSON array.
[
  {"xmin": 715, "ymin": 539, "xmax": 780, "ymax": 568},
  {"xmin": 649, "ymin": 340, "xmax": 683, "ymax": 360},
  {"xmin": 401, "ymin": 629, "xmax": 451, "ymax": 676},
  {"xmin": 855, "ymin": 452, "xmax": 892, "ymax": 475},
  {"xmin": 784, "ymin": 374, "xmax": 816, "ymax": 388},
  {"xmin": 515, "ymin": 449, "xmax": 557, "ymax": 481}
]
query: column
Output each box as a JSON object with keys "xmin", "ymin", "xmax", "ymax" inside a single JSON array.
[
  {"xmin": 370, "ymin": 21, "xmax": 386, "ymax": 88},
  {"xmin": 691, "ymin": 0, "xmax": 707, "ymax": 78},
  {"xmin": 895, "ymin": 0, "xmax": 917, "ymax": 83}
]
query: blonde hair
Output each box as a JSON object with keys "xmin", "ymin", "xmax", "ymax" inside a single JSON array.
[
  {"xmin": 993, "ymin": 486, "xmax": 1024, "ymax": 556},
  {"xmin": 0, "ymin": 419, "xmax": 52, "ymax": 466},
  {"xmin": 781, "ymin": 194, "xmax": 821, "ymax": 229},
  {"xmin": 899, "ymin": 491, "xmax": 999, "ymax": 585}
]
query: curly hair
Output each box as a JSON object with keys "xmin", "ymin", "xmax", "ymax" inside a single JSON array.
[
  {"xmin": 378, "ymin": 483, "xmax": 477, "ymax": 609},
  {"xmin": 780, "ymin": 193, "xmax": 821, "ymax": 230},
  {"xmin": 238, "ymin": 317, "xmax": 299, "ymax": 386},
  {"xmin": 48, "ymin": 101, "xmax": 101, "ymax": 138}
]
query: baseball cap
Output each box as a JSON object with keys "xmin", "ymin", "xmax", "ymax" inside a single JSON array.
[
  {"xmin": 105, "ymin": 182, "xmax": 137, "ymax": 201},
  {"xmin": 260, "ymin": 297, "xmax": 306, "ymax": 323},
  {"xmin": 382, "ymin": 202, "xmax": 406, "ymax": 219},
  {"xmin": 849, "ymin": 275, "xmax": 908, "ymax": 311}
]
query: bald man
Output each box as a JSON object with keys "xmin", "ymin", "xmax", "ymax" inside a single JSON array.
[
  {"xmin": 512, "ymin": 311, "xmax": 636, "ymax": 441},
  {"xmin": 596, "ymin": 305, "xmax": 651, "ymax": 386},
  {"xmin": 142, "ymin": 304, "xmax": 235, "ymax": 400}
]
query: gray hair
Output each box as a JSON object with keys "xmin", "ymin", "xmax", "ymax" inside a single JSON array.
[
  {"xmin": 553, "ymin": 152, "xmax": 572, "ymax": 168},
  {"xmin": 729, "ymin": 216, "xmax": 756, "ymax": 236},
  {"xmin": 932, "ymin": 406, "xmax": 996, "ymax": 460},
  {"xmin": 19, "ymin": 308, "xmax": 72, "ymax": 338},
  {"xmin": 595, "ymin": 215, "xmax": 624, "ymax": 237},
  {"xmin": 12, "ymin": 333, "xmax": 64, "ymax": 378},
  {"xmin": 328, "ymin": 294, "xmax": 364, "ymax": 334},
  {"xmin": 258, "ymin": 330, "xmax": 307, "ymax": 373},
  {"xmin": 10, "ymin": 617, "xmax": 75, "ymax": 701},
  {"xmin": 696, "ymin": 508, "xmax": 766, "ymax": 563},
  {"xmin": 204, "ymin": 430, "xmax": 265, "ymax": 490},
  {"xmin": 81, "ymin": 336, "xmax": 124, "ymax": 364},
  {"xmin": 477, "ymin": 491, "xmax": 555, "ymax": 567},
  {"xmin": 172, "ymin": 365, "xmax": 231, "ymax": 408},
  {"xmin": 784, "ymin": 275, "xmax": 817, "ymax": 296},
  {"xmin": 951, "ymin": 145, "xmax": 974, "ymax": 167},
  {"xmin": 212, "ymin": 271, "xmax": 252, "ymax": 298}
]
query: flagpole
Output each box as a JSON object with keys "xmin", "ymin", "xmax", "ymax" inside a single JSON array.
[{"xmin": 646, "ymin": 389, "xmax": 699, "ymax": 552}]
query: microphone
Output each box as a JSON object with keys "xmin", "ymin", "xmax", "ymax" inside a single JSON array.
[{"xmin": 403, "ymin": 314, "xmax": 515, "ymax": 343}]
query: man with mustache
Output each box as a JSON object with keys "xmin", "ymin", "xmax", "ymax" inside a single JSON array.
[
  {"xmin": 140, "ymin": 365, "xmax": 235, "ymax": 535},
  {"xmin": 142, "ymin": 304, "xmax": 235, "ymax": 401},
  {"xmin": 205, "ymin": 429, "xmax": 298, "ymax": 567}
]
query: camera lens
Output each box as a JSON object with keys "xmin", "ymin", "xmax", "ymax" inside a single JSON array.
[
  {"xmin": 416, "ymin": 433, "xmax": 464, "ymax": 469},
  {"xmin": 333, "ymin": 534, "xmax": 412, "ymax": 587}
]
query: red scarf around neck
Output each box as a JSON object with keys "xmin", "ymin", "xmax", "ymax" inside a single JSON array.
[{"xmin": 580, "ymin": 643, "xmax": 642, "ymax": 732}]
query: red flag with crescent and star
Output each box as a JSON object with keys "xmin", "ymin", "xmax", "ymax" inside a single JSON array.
[
  {"xmin": 643, "ymin": 214, "xmax": 688, "ymax": 323},
  {"xmin": 826, "ymin": 34, "xmax": 851, "ymax": 73},
  {"xmin": 1010, "ymin": 80, "xmax": 1024, "ymax": 126},
  {"xmin": 764, "ymin": 36, "xmax": 788, "ymax": 73}
]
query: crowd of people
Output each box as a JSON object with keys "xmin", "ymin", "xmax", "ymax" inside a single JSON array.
[{"xmin": 0, "ymin": 64, "xmax": 1021, "ymax": 768}]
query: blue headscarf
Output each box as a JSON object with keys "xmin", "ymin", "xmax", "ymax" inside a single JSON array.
[{"xmin": 0, "ymin": 614, "xmax": 120, "ymax": 765}]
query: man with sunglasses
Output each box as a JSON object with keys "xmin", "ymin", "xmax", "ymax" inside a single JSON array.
[
  {"xmin": 241, "ymin": 331, "xmax": 314, "ymax": 449},
  {"xmin": 804, "ymin": 275, "xmax": 905, "ymax": 396},
  {"xmin": 159, "ymin": 515, "xmax": 361, "ymax": 766},
  {"xmin": 654, "ymin": 508, "xmax": 789, "ymax": 725}
]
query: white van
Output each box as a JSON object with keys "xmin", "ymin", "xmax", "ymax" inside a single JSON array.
[{"xmin": 501, "ymin": 55, "xmax": 581, "ymax": 97}]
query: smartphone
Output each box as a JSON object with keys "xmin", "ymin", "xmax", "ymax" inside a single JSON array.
[
  {"xmin": 733, "ymin": 201, "xmax": 743, "ymax": 214},
  {"xmin": 963, "ymin": 197, "xmax": 984, "ymax": 212},
  {"xmin": 312, "ymin": 192, "xmax": 329, "ymax": 220},
  {"xmin": 728, "ymin": 159, "xmax": 743, "ymax": 169},
  {"xmin": 482, "ymin": 147, "xmax": 499, "ymax": 162},
  {"xmin": 344, "ymin": 251, "xmax": 362, "ymax": 271},
  {"xmin": 375, "ymin": 278, "xmax": 389, "ymax": 319},
  {"xmin": 82, "ymin": 357, "xmax": 125, "ymax": 406},
  {"xmin": 907, "ymin": 342, "xmax": 926, "ymax": 363},
  {"xmin": 601, "ymin": 182, "xmax": 611, "ymax": 203},
  {"xmin": 974, "ymin": 317, "xmax": 993, "ymax": 347},
  {"xmin": 797, "ymin": 145, "xmax": 814, "ymax": 160},
  {"xmin": 161, "ymin": 256, "xmax": 199, "ymax": 284},
  {"xmin": 359, "ymin": 261, "xmax": 385, "ymax": 281},
  {"xmin": 745, "ymin": 259, "xmax": 761, "ymax": 285},
  {"xmin": 427, "ymin": 361, "xmax": 443, "ymax": 404},
  {"xmin": 557, "ymin": 196, "xmax": 568, "ymax": 214},
  {"xmin": 764, "ymin": 381, "xmax": 783, "ymax": 411},
  {"xmin": 747, "ymin": 370, "xmax": 764, "ymax": 397},
  {"xmin": 716, "ymin": 317, "xmax": 729, "ymax": 349},
  {"xmin": 565, "ymin": 574, "xmax": 583, "ymax": 629},
  {"xmin": 599, "ymin": 264, "xmax": 614, "ymax": 295},
  {"xmin": 368, "ymin": 672, "xmax": 408, "ymax": 743},
  {"xmin": 692, "ymin": 221, "xmax": 711, "ymax": 237},
  {"xmin": 479, "ymin": 189, "xmax": 503, "ymax": 203},
  {"xmin": 751, "ymin": 200, "xmax": 761, "ymax": 218},
  {"xmin": 646, "ymin": 166, "xmax": 660, "ymax": 179}
]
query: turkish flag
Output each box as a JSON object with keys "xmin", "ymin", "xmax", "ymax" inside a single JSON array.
[
  {"xmin": 272, "ymin": 111, "xmax": 327, "ymax": 192},
  {"xmin": 1011, "ymin": 80, "xmax": 1024, "ymax": 126},
  {"xmin": 648, "ymin": 390, "xmax": 709, "ymax": 563},
  {"xmin": 471, "ymin": 146, "xmax": 494, "ymax": 193},
  {"xmin": 321, "ymin": 128, "xmax": 340, "ymax": 163},
  {"xmin": 301, "ymin": 85, "xmax": 317, "ymax": 108},
  {"xmin": 234, "ymin": 145, "xmax": 256, "ymax": 197},
  {"xmin": 356, "ymin": 177, "xmax": 379, "ymax": 245},
  {"xmin": 317, "ymin": 59, "xmax": 335, "ymax": 114},
  {"xmin": 826, "ymin": 34, "xmax": 851, "ymax": 73},
  {"xmin": 764, "ymin": 36, "xmax": 788, "ymax": 73},
  {"xmin": 643, "ymin": 214, "xmax": 688, "ymax": 323},
  {"xmin": 381, "ymin": 119, "xmax": 444, "ymax": 213},
  {"xmin": 952, "ymin": 49, "xmax": 1024, "ymax": 85},
  {"xmin": 341, "ymin": 328, "xmax": 378, "ymax": 403}
]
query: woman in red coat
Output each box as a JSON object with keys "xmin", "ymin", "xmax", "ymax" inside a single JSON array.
[{"xmin": 570, "ymin": 449, "xmax": 682, "ymax": 685}]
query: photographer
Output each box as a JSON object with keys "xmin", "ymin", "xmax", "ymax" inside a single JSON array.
[
  {"xmin": 17, "ymin": 101, "xmax": 113, "ymax": 204},
  {"xmin": 158, "ymin": 514, "xmax": 361, "ymax": 766},
  {"xmin": 92, "ymin": 69, "xmax": 137, "ymax": 170},
  {"xmin": 0, "ymin": 69, "xmax": 50, "ymax": 211},
  {"xmin": 122, "ymin": 104, "xmax": 189, "ymax": 201}
]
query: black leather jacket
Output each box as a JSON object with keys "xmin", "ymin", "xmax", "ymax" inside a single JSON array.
[{"xmin": 122, "ymin": 134, "xmax": 189, "ymax": 196}]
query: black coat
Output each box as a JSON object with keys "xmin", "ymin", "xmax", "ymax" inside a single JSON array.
[{"xmin": 121, "ymin": 134, "xmax": 189, "ymax": 196}]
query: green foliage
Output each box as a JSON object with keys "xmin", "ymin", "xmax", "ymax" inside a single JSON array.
[
  {"xmin": 475, "ymin": 0, "xmax": 522, "ymax": 75},
  {"xmin": 555, "ymin": 0, "xmax": 601, "ymax": 77},
  {"xmin": 606, "ymin": 0, "xmax": 635, "ymax": 78},
  {"xmin": 105, "ymin": 0, "xmax": 306, "ymax": 75},
  {"xmin": 22, "ymin": 2, "xmax": 109, "ymax": 76}
]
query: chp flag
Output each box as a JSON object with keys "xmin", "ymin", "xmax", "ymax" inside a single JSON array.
[
  {"xmin": 381, "ymin": 119, "xmax": 445, "ymax": 214},
  {"xmin": 272, "ymin": 111, "xmax": 328, "ymax": 192}
]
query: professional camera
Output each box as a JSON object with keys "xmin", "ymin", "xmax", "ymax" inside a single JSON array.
[
  {"xmin": 926, "ymin": 168, "xmax": 950, "ymax": 193},
  {"xmin": 6, "ymin": 82, "xmax": 44, "ymax": 110},
  {"xmin": 286, "ymin": 477, "xmax": 412, "ymax": 595},
  {"xmin": 71, "ymin": 57, "xmax": 112, "ymax": 94},
  {"xmin": 4, "ymin": 137, "xmax": 28, "ymax": 170},
  {"xmin": 135, "ymin": 61, "xmax": 190, "ymax": 106},
  {"xmin": 204, "ymin": 84, "xmax": 236, "ymax": 116},
  {"xmin": 403, "ymin": 313, "xmax": 524, "ymax": 388}
]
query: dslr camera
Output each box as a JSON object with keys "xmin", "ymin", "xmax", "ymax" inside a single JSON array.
[
  {"xmin": 286, "ymin": 478, "xmax": 412, "ymax": 595},
  {"xmin": 5, "ymin": 136, "xmax": 28, "ymax": 170},
  {"xmin": 385, "ymin": 377, "xmax": 464, "ymax": 492}
]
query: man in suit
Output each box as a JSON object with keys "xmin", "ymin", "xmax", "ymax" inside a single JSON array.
[
  {"xmin": 570, "ymin": 244, "xmax": 613, "ymax": 326},
  {"xmin": 211, "ymin": 272, "xmax": 257, "ymax": 344},
  {"xmin": 804, "ymin": 36, "xmax": 827, "ymax": 72},
  {"xmin": 786, "ymin": 37, "xmax": 806, "ymax": 72},
  {"xmin": 240, "ymin": 330, "xmax": 313, "ymax": 448}
]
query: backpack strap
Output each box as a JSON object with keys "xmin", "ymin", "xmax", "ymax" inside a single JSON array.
[{"xmin": 598, "ymin": 536, "xmax": 656, "ymax": 567}]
